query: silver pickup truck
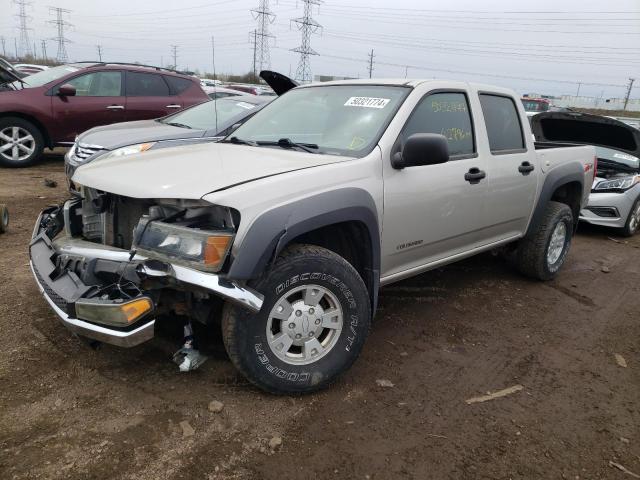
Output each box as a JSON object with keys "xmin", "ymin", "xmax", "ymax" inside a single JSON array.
[{"xmin": 30, "ymin": 79, "xmax": 595, "ymax": 394}]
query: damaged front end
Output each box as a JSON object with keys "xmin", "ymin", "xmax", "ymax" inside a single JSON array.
[{"xmin": 29, "ymin": 192, "xmax": 263, "ymax": 347}]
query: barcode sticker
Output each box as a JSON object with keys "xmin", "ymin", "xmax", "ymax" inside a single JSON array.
[{"xmin": 344, "ymin": 97, "xmax": 390, "ymax": 109}]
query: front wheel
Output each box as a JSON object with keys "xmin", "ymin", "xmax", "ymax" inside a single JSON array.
[
  {"xmin": 222, "ymin": 244, "xmax": 371, "ymax": 394},
  {"xmin": 621, "ymin": 197, "xmax": 640, "ymax": 237},
  {"xmin": 0, "ymin": 117, "xmax": 45, "ymax": 168},
  {"xmin": 515, "ymin": 201, "xmax": 574, "ymax": 281}
]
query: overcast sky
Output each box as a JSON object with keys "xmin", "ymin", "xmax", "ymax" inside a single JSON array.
[{"xmin": 1, "ymin": 0, "xmax": 638, "ymax": 98}]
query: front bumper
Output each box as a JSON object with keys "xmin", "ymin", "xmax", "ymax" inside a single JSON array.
[
  {"xmin": 579, "ymin": 186, "xmax": 639, "ymax": 229},
  {"xmin": 29, "ymin": 205, "xmax": 263, "ymax": 347}
]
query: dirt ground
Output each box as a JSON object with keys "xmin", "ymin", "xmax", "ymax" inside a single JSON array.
[{"xmin": 1, "ymin": 153, "xmax": 639, "ymax": 480}]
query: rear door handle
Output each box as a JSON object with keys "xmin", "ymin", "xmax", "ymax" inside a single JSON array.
[
  {"xmin": 106, "ymin": 105, "xmax": 124, "ymax": 110},
  {"xmin": 518, "ymin": 161, "xmax": 535, "ymax": 175},
  {"xmin": 464, "ymin": 167, "xmax": 486, "ymax": 184},
  {"xmin": 166, "ymin": 104, "xmax": 182, "ymax": 109}
]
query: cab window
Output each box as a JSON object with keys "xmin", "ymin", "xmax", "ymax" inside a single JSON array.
[
  {"xmin": 400, "ymin": 92, "xmax": 475, "ymax": 157},
  {"xmin": 61, "ymin": 71, "xmax": 122, "ymax": 96},
  {"xmin": 479, "ymin": 94, "xmax": 526, "ymax": 153}
]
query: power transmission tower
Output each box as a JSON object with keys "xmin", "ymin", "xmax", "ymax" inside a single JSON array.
[
  {"xmin": 48, "ymin": 7, "xmax": 72, "ymax": 63},
  {"xmin": 170, "ymin": 45, "xmax": 178, "ymax": 69},
  {"xmin": 367, "ymin": 49, "xmax": 375, "ymax": 78},
  {"xmin": 14, "ymin": 0, "xmax": 33, "ymax": 58},
  {"xmin": 41, "ymin": 39, "xmax": 47, "ymax": 60},
  {"xmin": 251, "ymin": 0, "xmax": 275, "ymax": 73},
  {"xmin": 96, "ymin": 45, "xmax": 103, "ymax": 61},
  {"xmin": 250, "ymin": 29, "xmax": 257, "ymax": 78},
  {"xmin": 623, "ymin": 78, "xmax": 635, "ymax": 111},
  {"xmin": 291, "ymin": 0, "xmax": 322, "ymax": 82}
]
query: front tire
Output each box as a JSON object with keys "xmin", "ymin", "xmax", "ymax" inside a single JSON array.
[
  {"xmin": 222, "ymin": 244, "xmax": 371, "ymax": 394},
  {"xmin": 621, "ymin": 197, "xmax": 640, "ymax": 237},
  {"xmin": 0, "ymin": 117, "xmax": 45, "ymax": 168},
  {"xmin": 515, "ymin": 201, "xmax": 573, "ymax": 281}
]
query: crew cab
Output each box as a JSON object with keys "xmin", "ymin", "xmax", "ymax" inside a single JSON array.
[
  {"xmin": 30, "ymin": 79, "xmax": 595, "ymax": 394},
  {"xmin": 0, "ymin": 62, "xmax": 208, "ymax": 167}
]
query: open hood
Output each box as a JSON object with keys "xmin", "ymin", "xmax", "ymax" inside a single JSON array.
[
  {"xmin": 259, "ymin": 70, "xmax": 298, "ymax": 96},
  {"xmin": 72, "ymin": 141, "xmax": 347, "ymax": 199},
  {"xmin": 0, "ymin": 58, "xmax": 25, "ymax": 86},
  {"xmin": 531, "ymin": 111, "xmax": 640, "ymax": 159}
]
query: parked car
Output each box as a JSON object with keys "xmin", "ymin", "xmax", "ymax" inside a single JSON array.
[
  {"xmin": 532, "ymin": 111, "xmax": 640, "ymax": 236},
  {"xmin": 0, "ymin": 62, "xmax": 208, "ymax": 167},
  {"xmin": 13, "ymin": 63, "xmax": 49, "ymax": 76},
  {"xmin": 521, "ymin": 97, "xmax": 550, "ymax": 117},
  {"xmin": 64, "ymin": 71, "xmax": 295, "ymax": 182},
  {"xmin": 226, "ymin": 84, "xmax": 276, "ymax": 96},
  {"xmin": 200, "ymin": 78, "xmax": 222, "ymax": 88},
  {"xmin": 30, "ymin": 79, "xmax": 595, "ymax": 394},
  {"xmin": 65, "ymin": 94, "xmax": 272, "ymax": 183},
  {"xmin": 202, "ymin": 86, "xmax": 243, "ymax": 99}
]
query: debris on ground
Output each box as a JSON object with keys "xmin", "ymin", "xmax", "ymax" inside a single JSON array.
[
  {"xmin": 615, "ymin": 354, "xmax": 628, "ymax": 368},
  {"xmin": 43, "ymin": 179, "xmax": 57, "ymax": 188},
  {"xmin": 269, "ymin": 436, "xmax": 282, "ymax": 450},
  {"xmin": 466, "ymin": 385, "xmax": 524, "ymax": 405},
  {"xmin": 208, "ymin": 400, "xmax": 224, "ymax": 413},
  {"xmin": 376, "ymin": 379, "xmax": 395, "ymax": 388},
  {"xmin": 601, "ymin": 266, "xmax": 611, "ymax": 273},
  {"xmin": 609, "ymin": 460, "xmax": 640, "ymax": 478},
  {"xmin": 607, "ymin": 237, "xmax": 625, "ymax": 244},
  {"xmin": 180, "ymin": 420, "xmax": 195, "ymax": 437}
]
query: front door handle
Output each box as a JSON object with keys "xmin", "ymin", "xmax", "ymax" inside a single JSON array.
[
  {"xmin": 166, "ymin": 104, "xmax": 182, "ymax": 109},
  {"xmin": 464, "ymin": 167, "xmax": 486, "ymax": 184},
  {"xmin": 518, "ymin": 161, "xmax": 535, "ymax": 175},
  {"xmin": 106, "ymin": 105, "xmax": 124, "ymax": 110}
]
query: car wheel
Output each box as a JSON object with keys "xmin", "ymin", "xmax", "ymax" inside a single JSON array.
[
  {"xmin": 515, "ymin": 201, "xmax": 574, "ymax": 281},
  {"xmin": 621, "ymin": 197, "xmax": 640, "ymax": 237},
  {"xmin": 222, "ymin": 244, "xmax": 371, "ymax": 394},
  {"xmin": 0, "ymin": 204, "xmax": 8, "ymax": 233},
  {"xmin": 0, "ymin": 117, "xmax": 45, "ymax": 168}
]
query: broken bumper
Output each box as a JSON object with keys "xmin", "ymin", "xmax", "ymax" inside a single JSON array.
[{"xmin": 29, "ymin": 206, "xmax": 264, "ymax": 348}]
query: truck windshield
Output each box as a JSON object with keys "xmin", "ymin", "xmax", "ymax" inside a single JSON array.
[
  {"xmin": 229, "ymin": 85, "xmax": 410, "ymax": 157},
  {"xmin": 20, "ymin": 65, "xmax": 81, "ymax": 88}
]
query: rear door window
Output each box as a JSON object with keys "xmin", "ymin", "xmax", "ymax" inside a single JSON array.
[
  {"xmin": 126, "ymin": 72, "xmax": 170, "ymax": 96},
  {"xmin": 400, "ymin": 92, "xmax": 475, "ymax": 157},
  {"xmin": 164, "ymin": 75, "xmax": 194, "ymax": 95},
  {"xmin": 62, "ymin": 71, "xmax": 122, "ymax": 96},
  {"xmin": 479, "ymin": 94, "xmax": 525, "ymax": 153}
]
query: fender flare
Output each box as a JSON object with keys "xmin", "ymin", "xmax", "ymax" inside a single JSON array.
[
  {"xmin": 526, "ymin": 162, "xmax": 584, "ymax": 237},
  {"xmin": 227, "ymin": 187, "xmax": 381, "ymax": 301}
]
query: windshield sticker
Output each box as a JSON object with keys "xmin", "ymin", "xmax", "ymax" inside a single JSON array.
[
  {"xmin": 235, "ymin": 102, "xmax": 256, "ymax": 110},
  {"xmin": 344, "ymin": 97, "xmax": 390, "ymax": 109}
]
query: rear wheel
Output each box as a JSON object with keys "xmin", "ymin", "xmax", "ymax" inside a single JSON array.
[
  {"xmin": 222, "ymin": 244, "xmax": 371, "ymax": 394},
  {"xmin": 515, "ymin": 201, "xmax": 573, "ymax": 280},
  {"xmin": 621, "ymin": 197, "xmax": 640, "ymax": 237},
  {"xmin": 0, "ymin": 117, "xmax": 44, "ymax": 168}
]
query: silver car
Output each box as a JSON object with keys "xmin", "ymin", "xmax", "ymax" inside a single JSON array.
[{"xmin": 531, "ymin": 111, "xmax": 640, "ymax": 236}]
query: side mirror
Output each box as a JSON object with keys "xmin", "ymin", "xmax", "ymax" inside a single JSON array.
[
  {"xmin": 392, "ymin": 133, "xmax": 450, "ymax": 169},
  {"xmin": 57, "ymin": 84, "xmax": 77, "ymax": 97}
]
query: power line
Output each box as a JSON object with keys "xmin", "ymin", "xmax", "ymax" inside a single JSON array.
[
  {"xmin": 291, "ymin": 0, "xmax": 323, "ymax": 82},
  {"xmin": 251, "ymin": 0, "xmax": 275, "ymax": 72},
  {"xmin": 14, "ymin": 0, "xmax": 33, "ymax": 58},
  {"xmin": 96, "ymin": 44, "xmax": 103, "ymax": 61},
  {"xmin": 48, "ymin": 6, "xmax": 72, "ymax": 63}
]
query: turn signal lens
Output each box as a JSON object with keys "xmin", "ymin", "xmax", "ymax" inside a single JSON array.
[
  {"xmin": 204, "ymin": 236, "xmax": 233, "ymax": 266},
  {"xmin": 76, "ymin": 297, "xmax": 154, "ymax": 327}
]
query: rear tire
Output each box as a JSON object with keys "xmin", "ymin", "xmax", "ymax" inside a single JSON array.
[
  {"xmin": 515, "ymin": 201, "xmax": 573, "ymax": 281},
  {"xmin": 0, "ymin": 117, "xmax": 45, "ymax": 168},
  {"xmin": 621, "ymin": 197, "xmax": 640, "ymax": 237},
  {"xmin": 222, "ymin": 244, "xmax": 371, "ymax": 394}
]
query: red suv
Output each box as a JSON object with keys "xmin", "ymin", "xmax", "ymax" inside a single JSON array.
[{"xmin": 0, "ymin": 62, "xmax": 208, "ymax": 167}]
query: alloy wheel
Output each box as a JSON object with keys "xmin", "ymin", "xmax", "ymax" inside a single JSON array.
[{"xmin": 0, "ymin": 126, "xmax": 36, "ymax": 163}]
